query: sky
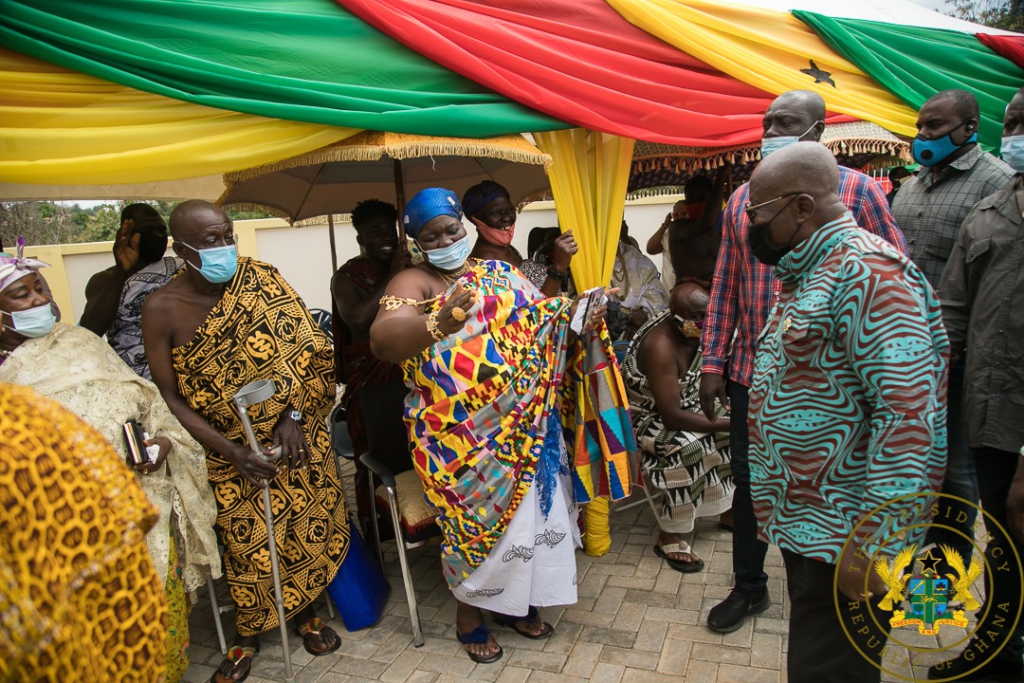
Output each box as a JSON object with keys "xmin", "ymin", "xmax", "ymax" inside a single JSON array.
[{"xmin": 907, "ymin": 0, "xmax": 948, "ymax": 10}]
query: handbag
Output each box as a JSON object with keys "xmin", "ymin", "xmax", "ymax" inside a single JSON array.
[{"xmin": 327, "ymin": 517, "xmax": 391, "ymax": 631}]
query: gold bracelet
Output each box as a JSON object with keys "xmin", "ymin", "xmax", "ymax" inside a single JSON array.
[
  {"xmin": 380, "ymin": 294, "xmax": 440, "ymax": 311},
  {"xmin": 425, "ymin": 310, "xmax": 447, "ymax": 342}
]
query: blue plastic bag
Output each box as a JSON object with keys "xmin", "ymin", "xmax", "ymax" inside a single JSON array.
[{"xmin": 327, "ymin": 518, "xmax": 391, "ymax": 631}]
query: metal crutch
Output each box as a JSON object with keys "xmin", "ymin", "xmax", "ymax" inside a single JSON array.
[{"xmin": 233, "ymin": 379, "xmax": 295, "ymax": 683}]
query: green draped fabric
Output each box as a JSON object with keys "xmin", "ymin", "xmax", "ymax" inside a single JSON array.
[
  {"xmin": 795, "ymin": 11, "xmax": 1024, "ymax": 151},
  {"xmin": 0, "ymin": 0, "xmax": 564, "ymax": 137}
]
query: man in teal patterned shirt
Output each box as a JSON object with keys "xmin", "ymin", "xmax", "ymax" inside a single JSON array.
[{"xmin": 746, "ymin": 143, "xmax": 948, "ymax": 683}]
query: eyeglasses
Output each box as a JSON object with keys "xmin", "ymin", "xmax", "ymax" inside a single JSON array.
[{"xmin": 744, "ymin": 192, "xmax": 803, "ymax": 222}]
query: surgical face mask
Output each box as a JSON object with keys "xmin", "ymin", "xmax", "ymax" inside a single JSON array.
[
  {"xmin": 472, "ymin": 217, "xmax": 516, "ymax": 247},
  {"xmin": 1, "ymin": 303, "xmax": 56, "ymax": 338},
  {"xmin": 747, "ymin": 197, "xmax": 801, "ymax": 267},
  {"xmin": 761, "ymin": 121, "xmax": 821, "ymax": 158},
  {"xmin": 179, "ymin": 242, "xmax": 238, "ymax": 283},
  {"xmin": 421, "ymin": 234, "xmax": 471, "ymax": 271},
  {"xmin": 912, "ymin": 121, "xmax": 977, "ymax": 167},
  {"xmin": 1002, "ymin": 135, "xmax": 1024, "ymax": 173}
]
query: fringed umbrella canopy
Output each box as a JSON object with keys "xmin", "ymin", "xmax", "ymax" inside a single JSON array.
[
  {"xmin": 628, "ymin": 121, "xmax": 911, "ymax": 197},
  {"xmin": 219, "ymin": 130, "xmax": 552, "ymax": 223}
]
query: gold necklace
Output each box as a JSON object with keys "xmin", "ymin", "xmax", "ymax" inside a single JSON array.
[{"xmin": 429, "ymin": 259, "xmax": 475, "ymax": 287}]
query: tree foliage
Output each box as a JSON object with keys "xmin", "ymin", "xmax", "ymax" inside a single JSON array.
[
  {"xmin": 0, "ymin": 200, "xmax": 275, "ymax": 249},
  {"xmin": 947, "ymin": 0, "xmax": 1023, "ymax": 31}
]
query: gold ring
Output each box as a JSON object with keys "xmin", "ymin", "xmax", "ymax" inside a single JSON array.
[{"xmin": 451, "ymin": 306, "xmax": 467, "ymax": 322}]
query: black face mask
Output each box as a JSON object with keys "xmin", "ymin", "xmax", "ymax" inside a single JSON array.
[
  {"xmin": 747, "ymin": 197, "xmax": 800, "ymax": 267},
  {"xmin": 137, "ymin": 231, "xmax": 169, "ymax": 265}
]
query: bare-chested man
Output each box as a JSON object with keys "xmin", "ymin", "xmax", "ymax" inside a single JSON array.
[{"xmin": 143, "ymin": 200, "xmax": 349, "ymax": 683}]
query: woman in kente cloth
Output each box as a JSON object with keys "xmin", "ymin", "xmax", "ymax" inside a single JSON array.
[{"xmin": 370, "ymin": 188, "xmax": 636, "ymax": 664}]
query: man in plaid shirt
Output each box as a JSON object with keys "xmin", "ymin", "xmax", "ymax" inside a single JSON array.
[{"xmin": 699, "ymin": 90, "xmax": 907, "ymax": 634}]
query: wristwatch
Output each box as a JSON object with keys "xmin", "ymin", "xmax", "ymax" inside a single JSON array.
[{"xmin": 288, "ymin": 408, "xmax": 304, "ymax": 423}]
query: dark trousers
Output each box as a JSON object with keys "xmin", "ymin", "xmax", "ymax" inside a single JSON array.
[
  {"xmin": 925, "ymin": 363, "xmax": 979, "ymax": 567},
  {"xmin": 729, "ymin": 382, "xmax": 770, "ymax": 593},
  {"xmin": 783, "ymin": 550, "xmax": 893, "ymax": 683},
  {"xmin": 974, "ymin": 448, "xmax": 1024, "ymax": 663}
]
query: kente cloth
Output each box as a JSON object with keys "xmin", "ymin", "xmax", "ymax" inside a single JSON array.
[
  {"xmin": 622, "ymin": 312, "xmax": 732, "ymax": 534},
  {"xmin": 170, "ymin": 257, "xmax": 350, "ymax": 636},
  {"xmin": 107, "ymin": 255, "xmax": 183, "ymax": 379},
  {"xmin": 0, "ymin": 323, "xmax": 220, "ymax": 594},
  {"xmin": 610, "ymin": 242, "xmax": 669, "ymax": 319},
  {"xmin": 0, "ymin": 383, "xmax": 168, "ymax": 683},
  {"xmin": 165, "ymin": 531, "xmax": 189, "ymax": 683},
  {"xmin": 404, "ymin": 259, "xmax": 636, "ymax": 589}
]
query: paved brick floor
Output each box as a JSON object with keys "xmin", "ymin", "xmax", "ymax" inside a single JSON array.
[{"xmin": 183, "ymin": 493, "xmax": 977, "ymax": 683}]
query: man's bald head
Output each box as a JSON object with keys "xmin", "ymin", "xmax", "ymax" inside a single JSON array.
[
  {"xmin": 669, "ymin": 282, "xmax": 709, "ymax": 319},
  {"xmin": 169, "ymin": 200, "xmax": 230, "ymax": 242},
  {"xmin": 763, "ymin": 90, "xmax": 827, "ymax": 143},
  {"xmin": 750, "ymin": 142, "xmax": 839, "ymax": 204}
]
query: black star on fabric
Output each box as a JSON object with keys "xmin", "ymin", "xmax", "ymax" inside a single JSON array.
[
  {"xmin": 800, "ymin": 59, "xmax": 836, "ymax": 88},
  {"xmin": 919, "ymin": 548, "xmax": 943, "ymax": 574}
]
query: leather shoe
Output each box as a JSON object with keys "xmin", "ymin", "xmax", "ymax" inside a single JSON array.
[{"xmin": 707, "ymin": 587, "xmax": 770, "ymax": 633}]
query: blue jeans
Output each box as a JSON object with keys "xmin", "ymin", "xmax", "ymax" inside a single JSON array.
[
  {"xmin": 728, "ymin": 382, "xmax": 769, "ymax": 594},
  {"xmin": 925, "ymin": 362, "xmax": 979, "ymax": 564}
]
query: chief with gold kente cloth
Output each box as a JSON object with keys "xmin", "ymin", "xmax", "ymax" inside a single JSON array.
[{"xmin": 170, "ymin": 257, "xmax": 349, "ymax": 636}]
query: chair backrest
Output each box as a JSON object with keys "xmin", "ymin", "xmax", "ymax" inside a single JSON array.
[
  {"xmin": 329, "ymin": 402, "xmax": 355, "ymax": 460},
  {"xmin": 309, "ymin": 308, "xmax": 333, "ymax": 342},
  {"xmin": 358, "ymin": 378, "xmax": 415, "ymax": 476}
]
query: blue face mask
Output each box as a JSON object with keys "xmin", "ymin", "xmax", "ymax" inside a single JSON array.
[
  {"xmin": 761, "ymin": 121, "xmax": 821, "ymax": 158},
  {"xmin": 1002, "ymin": 135, "xmax": 1024, "ymax": 173},
  {"xmin": 912, "ymin": 121, "xmax": 977, "ymax": 167},
  {"xmin": 421, "ymin": 234, "xmax": 471, "ymax": 271},
  {"xmin": 2, "ymin": 303, "xmax": 56, "ymax": 338},
  {"xmin": 180, "ymin": 242, "xmax": 238, "ymax": 283}
]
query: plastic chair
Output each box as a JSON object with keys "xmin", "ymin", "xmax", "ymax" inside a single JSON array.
[
  {"xmin": 309, "ymin": 308, "xmax": 333, "ymax": 343},
  {"xmin": 357, "ymin": 378, "xmax": 439, "ymax": 648}
]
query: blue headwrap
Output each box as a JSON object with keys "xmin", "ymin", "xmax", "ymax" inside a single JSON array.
[
  {"xmin": 461, "ymin": 180, "xmax": 510, "ymax": 221},
  {"xmin": 403, "ymin": 188, "xmax": 463, "ymax": 238}
]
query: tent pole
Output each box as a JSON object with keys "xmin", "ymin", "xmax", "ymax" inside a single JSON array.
[
  {"xmin": 328, "ymin": 214, "xmax": 338, "ymax": 273},
  {"xmin": 393, "ymin": 158, "xmax": 406, "ymax": 241}
]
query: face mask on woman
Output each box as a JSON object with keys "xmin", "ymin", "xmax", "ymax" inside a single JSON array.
[
  {"xmin": 1, "ymin": 303, "xmax": 56, "ymax": 338},
  {"xmin": 422, "ymin": 234, "xmax": 471, "ymax": 271},
  {"xmin": 179, "ymin": 242, "xmax": 238, "ymax": 283}
]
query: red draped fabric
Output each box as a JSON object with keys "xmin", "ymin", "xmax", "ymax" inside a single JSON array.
[
  {"xmin": 336, "ymin": 0, "xmax": 852, "ymax": 145},
  {"xmin": 976, "ymin": 33, "xmax": 1024, "ymax": 71}
]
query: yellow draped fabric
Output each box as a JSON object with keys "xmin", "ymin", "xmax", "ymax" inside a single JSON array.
[
  {"xmin": 0, "ymin": 49, "xmax": 359, "ymax": 185},
  {"xmin": 534, "ymin": 129, "xmax": 634, "ymax": 557},
  {"xmin": 534, "ymin": 129, "xmax": 635, "ymax": 290},
  {"xmin": 607, "ymin": 0, "xmax": 919, "ymax": 138}
]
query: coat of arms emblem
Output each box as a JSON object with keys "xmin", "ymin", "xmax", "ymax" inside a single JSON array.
[{"xmin": 874, "ymin": 544, "xmax": 982, "ymax": 635}]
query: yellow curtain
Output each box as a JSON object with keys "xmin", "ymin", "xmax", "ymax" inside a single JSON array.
[
  {"xmin": 0, "ymin": 49, "xmax": 359, "ymax": 185},
  {"xmin": 534, "ymin": 129, "xmax": 634, "ymax": 557},
  {"xmin": 533, "ymin": 129, "xmax": 635, "ymax": 290},
  {"xmin": 607, "ymin": 0, "xmax": 919, "ymax": 138}
]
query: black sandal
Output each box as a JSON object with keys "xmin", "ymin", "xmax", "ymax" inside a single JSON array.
[
  {"xmin": 491, "ymin": 606, "xmax": 554, "ymax": 640},
  {"xmin": 456, "ymin": 624, "xmax": 503, "ymax": 664},
  {"xmin": 210, "ymin": 642, "xmax": 259, "ymax": 683}
]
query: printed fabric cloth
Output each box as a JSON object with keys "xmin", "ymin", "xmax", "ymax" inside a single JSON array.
[
  {"xmin": 404, "ymin": 259, "xmax": 636, "ymax": 604},
  {"xmin": 0, "ymin": 383, "xmax": 167, "ymax": 683},
  {"xmin": 749, "ymin": 214, "xmax": 948, "ymax": 562},
  {"xmin": 610, "ymin": 242, "xmax": 668, "ymax": 319},
  {"xmin": 106, "ymin": 255, "xmax": 183, "ymax": 379},
  {"xmin": 0, "ymin": 323, "xmax": 220, "ymax": 594},
  {"xmin": 171, "ymin": 257, "xmax": 350, "ymax": 636},
  {"xmin": 702, "ymin": 166, "xmax": 906, "ymax": 388},
  {"xmin": 622, "ymin": 312, "xmax": 732, "ymax": 534}
]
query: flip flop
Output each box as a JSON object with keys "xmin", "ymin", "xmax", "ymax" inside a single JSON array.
[
  {"xmin": 654, "ymin": 542, "xmax": 705, "ymax": 573},
  {"xmin": 491, "ymin": 606, "xmax": 555, "ymax": 640},
  {"xmin": 456, "ymin": 624, "xmax": 504, "ymax": 664},
  {"xmin": 210, "ymin": 642, "xmax": 259, "ymax": 683},
  {"xmin": 296, "ymin": 616, "xmax": 341, "ymax": 657}
]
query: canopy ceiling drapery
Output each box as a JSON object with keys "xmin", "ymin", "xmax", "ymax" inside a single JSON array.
[
  {"xmin": 1, "ymin": 0, "xmax": 1021, "ymax": 190},
  {"xmin": 0, "ymin": 48, "xmax": 360, "ymax": 186}
]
